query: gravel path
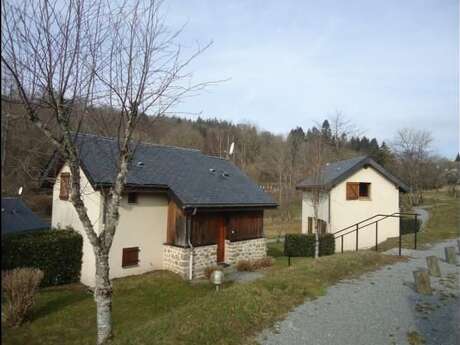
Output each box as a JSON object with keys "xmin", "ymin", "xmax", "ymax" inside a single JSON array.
[{"xmin": 258, "ymin": 238, "xmax": 460, "ymax": 345}]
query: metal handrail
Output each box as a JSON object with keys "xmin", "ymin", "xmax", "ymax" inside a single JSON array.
[{"xmin": 331, "ymin": 212, "xmax": 419, "ymax": 256}]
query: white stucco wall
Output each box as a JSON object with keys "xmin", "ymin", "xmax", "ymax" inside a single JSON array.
[
  {"xmin": 300, "ymin": 166, "xmax": 401, "ymax": 252},
  {"xmin": 51, "ymin": 164, "xmax": 168, "ymax": 286},
  {"xmin": 51, "ymin": 164, "xmax": 102, "ymax": 286},
  {"xmin": 109, "ymin": 193, "xmax": 168, "ymax": 281},
  {"xmin": 301, "ymin": 191, "xmax": 329, "ymax": 234},
  {"xmin": 330, "ymin": 166, "xmax": 400, "ymax": 251}
]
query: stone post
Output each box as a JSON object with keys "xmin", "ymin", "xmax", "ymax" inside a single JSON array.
[
  {"xmin": 445, "ymin": 247, "xmax": 458, "ymax": 265},
  {"xmin": 426, "ymin": 256, "xmax": 441, "ymax": 277},
  {"xmin": 413, "ymin": 269, "xmax": 432, "ymax": 295}
]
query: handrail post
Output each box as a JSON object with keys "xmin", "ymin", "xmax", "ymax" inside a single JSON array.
[
  {"xmin": 355, "ymin": 224, "xmax": 359, "ymax": 251},
  {"xmin": 341, "ymin": 235, "xmax": 344, "ymax": 254},
  {"xmin": 375, "ymin": 222, "xmax": 378, "ymax": 251},
  {"xmin": 414, "ymin": 214, "xmax": 418, "ymax": 250},
  {"xmin": 398, "ymin": 222, "xmax": 402, "ymax": 256}
]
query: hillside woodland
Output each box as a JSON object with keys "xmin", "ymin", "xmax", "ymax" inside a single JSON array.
[{"xmin": 1, "ymin": 98, "xmax": 458, "ymax": 220}]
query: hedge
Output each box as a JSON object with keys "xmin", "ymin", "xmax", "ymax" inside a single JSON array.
[
  {"xmin": 2, "ymin": 229, "xmax": 83, "ymax": 287},
  {"xmin": 284, "ymin": 233, "xmax": 335, "ymax": 257},
  {"xmin": 400, "ymin": 217, "xmax": 422, "ymax": 235}
]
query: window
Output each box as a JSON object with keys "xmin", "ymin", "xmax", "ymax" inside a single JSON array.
[
  {"xmin": 359, "ymin": 183, "xmax": 371, "ymax": 198},
  {"xmin": 308, "ymin": 217, "xmax": 327, "ymax": 234},
  {"xmin": 122, "ymin": 247, "xmax": 140, "ymax": 267},
  {"xmin": 307, "ymin": 217, "xmax": 313, "ymax": 234},
  {"xmin": 346, "ymin": 182, "xmax": 371, "ymax": 200},
  {"xmin": 59, "ymin": 173, "xmax": 70, "ymax": 200},
  {"xmin": 127, "ymin": 192, "xmax": 138, "ymax": 204}
]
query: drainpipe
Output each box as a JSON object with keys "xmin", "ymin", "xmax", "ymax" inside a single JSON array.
[{"xmin": 187, "ymin": 208, "xmax": 198, "ymax": 280}]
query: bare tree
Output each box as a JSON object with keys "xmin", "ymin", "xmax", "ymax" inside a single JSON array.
[
  {"xmin": 305, "ymin": 133, "xmax": 326, "ymax": 258},
  {"xmin": 1, "ymin": 1, "xmax": 209, "ymax": 344},
  {"xmin": 392, "ymin": 128, "xmax": 433, "ymax": 205},
  {"xmin": 328, "ymin": 110, "xmax": 359, "ymax": 156}
]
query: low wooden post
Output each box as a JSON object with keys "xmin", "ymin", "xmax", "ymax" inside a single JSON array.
[
  {"xmin": 413, "ymin": 269, "xmax": 432, "ymax": 294},
  {"xmin": 426, "ymin": 256, "xmax": 441, "ymax": 277},
  {"xmin": 457, "ymin": 240, "xmax": 460, "ymax": 253},
  {"xmin": 445, "ymin": 247, "xmax": 457, "ymax": 265}
]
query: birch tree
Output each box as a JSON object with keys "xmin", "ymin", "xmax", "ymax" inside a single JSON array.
[
  {"xmin": 1, "ymin": 0, "xmax": 208, "ymax": 343},
  {"xmin": 306, "ymin": 133, "xmax": 326, "ymax": 258}
]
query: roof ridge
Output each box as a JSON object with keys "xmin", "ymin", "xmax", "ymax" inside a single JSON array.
[{"xmin": 76, "ymin": 132, "xmax": 201, "ymax": 153}]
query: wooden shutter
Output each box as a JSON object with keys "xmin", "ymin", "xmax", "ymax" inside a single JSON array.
[
  {"xmin": 307, "ymin": 217, "xmax": 313, "ymax": 234},
  {"xmin": 122, "ymin": 247, "xmax": 140, "ymax": 267},
  {"xmin": 346, "ymin": 182, "xmax": 359, "ymax": 200},
  {"xmin": 59, "ymin": 173, "xmax": 70, "ymax": 200}
]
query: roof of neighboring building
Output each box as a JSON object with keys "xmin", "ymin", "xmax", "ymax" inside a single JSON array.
[
  {"xmin": 1, "ymin": 197, "xmax": 49, "ymax": 235},
  {"xmin": 296, "ymin": 155, "xmax": 409, "ymax": 192},
  {"xmin": 43, "ymin": 133, "xmax": 277, "ymax": 209}
]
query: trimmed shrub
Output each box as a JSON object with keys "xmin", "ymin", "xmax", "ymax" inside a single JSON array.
[
  {"xmin": 284, "ymin": 233, "xmax": 336, "ymax": 258},
  {"xmin": 400, "ymin": 217, "xmax": 422, "ymax": 235},
  {"xmin": 284, "ymin": 234, "xmax": 315, "ymax": 257},
  {"xmin": 2, "ymin": 229, "xmax": 83, "ymax": 287},
  {"xmin": 318, "ymin": 234, "xmax": 335, "ymax": 257},
  {"xmin": 2, "ymin": 268, "xmax": 44, "ymax": 327}
]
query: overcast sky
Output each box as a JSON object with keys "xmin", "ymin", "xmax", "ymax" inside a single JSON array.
[{"xmin": 165, "ymin": 0, "xmax": 459, "ymax": 158}]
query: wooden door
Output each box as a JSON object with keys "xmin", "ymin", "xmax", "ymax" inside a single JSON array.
[{"xmin": 217, "ymin": 218, "xmax": 226, "ymax": 263}]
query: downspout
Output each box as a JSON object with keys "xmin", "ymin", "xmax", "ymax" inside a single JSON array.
[{"xmin": 187, "ymin": 208, "xmax": 198, "ymax": 280}]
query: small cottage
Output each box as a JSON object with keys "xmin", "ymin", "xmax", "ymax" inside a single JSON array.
[
  {"xmin": 42, "ymin": 133, "xmax": 277, "ymax": 286},
  {"xmin": 296, "ymin": 156, "xmax": 408, "ymax": 251}
]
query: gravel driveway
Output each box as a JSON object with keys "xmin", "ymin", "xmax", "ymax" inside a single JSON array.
[{"xmin": 258, "ymin": 238, "xmax": 460, "ymax": 345}]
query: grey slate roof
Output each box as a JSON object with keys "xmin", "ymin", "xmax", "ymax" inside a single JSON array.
[
  {"xmin": 296, "ymin": 156, "xmax": 409, "ymax": 192},
  {"xmin": 2, "ymin": 198, "xmax": 49, "ymax": 235},
  {"xmin": 45, "ymin": 133, "xmax": 277, "ymax": 209}
]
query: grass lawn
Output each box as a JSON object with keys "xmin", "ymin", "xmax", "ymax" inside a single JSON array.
[
  {"xmin": 378, "ymin": 191, "xmax": 460, "ymax": 252},
  {"xmin": 4, "ymin": 191, "xmax": 456, "ymax": 345},
  {"xmin": 3, "ymin": 252, "xmax": 402, "ymax": 345}
]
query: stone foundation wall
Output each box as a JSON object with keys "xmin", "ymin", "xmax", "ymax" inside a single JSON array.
[
  {"xmin": 163, "ymin": 244, "xmax": 217, "ymax": 279},
  {"xmin": 192, "ymin": 244, "xmax": 217, "ymax": 279},
  {"xmin": 225, "ymin": 238, "xmax": 267, "ymax": 264},
  {"xmin": 164, "ymin": 238, "xmax": 266, "ymax": 279},
  {"xmin": 163, "ymin": 245, "xmax": 190, "ymax": 278}
]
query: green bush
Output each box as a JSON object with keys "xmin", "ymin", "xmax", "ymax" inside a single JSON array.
[
  {"xmin": 400, "ymin": 217, "xmax": 421, "ymax": 235},
  {"xmin": 318, "ymin": 233, "xmax": 335, "ymax": 256},
  {"xmin": 2, "ymin": 229, "xmax": 83, "ymax": 287},
  {"xmin": 284, "ymin": 233, "xmax": 336, "ymax": 257},
  {"xmin": 284, "ymin": 234, "xmax": 315, "ymax": 257}
]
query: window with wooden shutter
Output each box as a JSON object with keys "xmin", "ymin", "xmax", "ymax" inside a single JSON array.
[
  {"xmin": 307, "ymin": 217, "xmax": 313, "ymax": 234},
  {"xmin": 59, "ymin": 173, "xmax": 70, "ymax": 200},
  {"xmin": 359, "ymin": 183, "xmax": 371, "ymax": 198},
  {"xmin": 346, "ymin": 182, "xmax": 359, "ymax": 200},
  {"xmin": 127, "ymin": 192, "xmax": 138, "ymax": 204},
  {"xmin": 122, "ymin": 247, "xmax": 140, "ymax": 267}
]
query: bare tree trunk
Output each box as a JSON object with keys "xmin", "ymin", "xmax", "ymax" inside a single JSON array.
[
  {"xmin": 94, "ymin": 251, "xmax": 112, "ymax": 345},
  {"xmin": 313, "ymin": 191, "xmax": 320, "ymax": 258}
]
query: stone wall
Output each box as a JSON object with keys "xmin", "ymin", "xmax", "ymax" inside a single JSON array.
[
  {"xmin": 164, "ymin": 238, "xmax": 266, "ymax": 279},
  {"xmin": 163, "ymin": 243, "xmax": 218, "ymax": 279},
  {"xmin": 192, "ymin": 244, "xmax": 217, "ymax": 279},
  {"xmin": 225, "ymin": 238, "xmax": 267, "ymax": 264},
  {"xmin": 163, "ymin": 245, "xmax": 190, "ymax": 278}
]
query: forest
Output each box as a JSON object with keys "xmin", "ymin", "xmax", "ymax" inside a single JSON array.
[{"xmin": 1, "ymin": 97, "xmax": 458, "ymax": 221}]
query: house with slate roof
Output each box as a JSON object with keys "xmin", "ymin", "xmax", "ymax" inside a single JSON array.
[
  {"xmin": 1, "ymin": 197, "xmax": 49, "ymax": 235},
  {"xmin": 296, "ymin": 156, "xmax": 408, "ymax": 251},
  {"xmin": 43, "ymin": 133, "xmax": 277, "ymax": 286}
]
